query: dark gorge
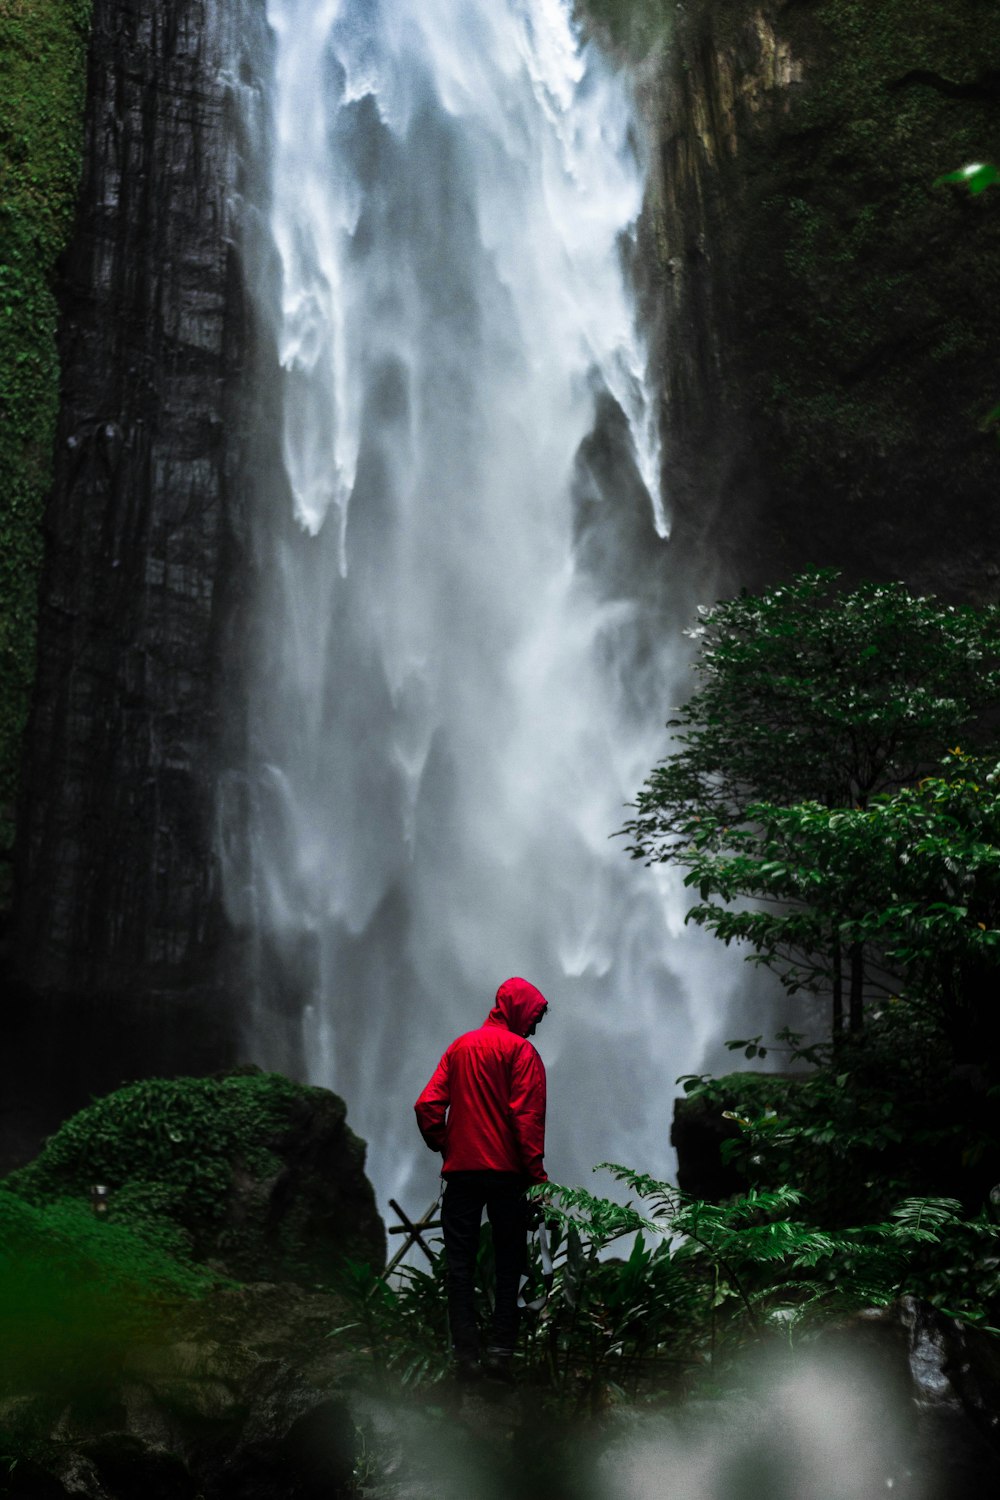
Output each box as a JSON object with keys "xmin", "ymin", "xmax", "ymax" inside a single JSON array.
[
  {"xmin": 2, "ymin": 1, "xmax": 1000, "ymax": 1494},
  {"xmin": 7, "ymin": 0, "xmax": 999, "ymax": 1171}
]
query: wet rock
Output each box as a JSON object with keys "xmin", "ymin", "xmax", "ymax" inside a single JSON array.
[
  {"xmin": 640, "ymin": 0, "xmax": 1000, "ymax": 604},
  {"xmin": 73, "ymin": 1437, "xmax": 196, "ymax": 1500},
  {"xmin": 670, "ymin": 1086, "xmax": 746, "ymax": 1202},
  {"xmin": 1, "ymin": 1284, "xmax": 363, "ymax": 1500},
  {"xmin": 12, "ymin": 0, "xmax": 267, "ymax": 1065},
  {"xmin": 892, "ymin": 1298, "xmax": 1000, "ymax": 1497}
]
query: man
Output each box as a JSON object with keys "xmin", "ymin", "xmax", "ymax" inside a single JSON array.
[{"xmin": 414, "ymin": 976, "xmax": 549, "ymax": 1378}]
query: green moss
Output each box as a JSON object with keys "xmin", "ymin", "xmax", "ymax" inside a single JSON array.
[
  {"xmin": 5, "ymin": 1070, "xmax": 311, "ymax": 1231},
  {"xmin": 0, "ymin": 1068, "xmax": 378, "ymax": 1402},
  {"xmin": 0, "ymin": 1189, "xmax": 214, "ymax": 1395},
  {"xmin": 0, "ymin": 0, "xmax": 92, "ymax": 907},
  {"xmin": 0, "ymin": 1069, "xmax": 371, "ymax": 1284}
]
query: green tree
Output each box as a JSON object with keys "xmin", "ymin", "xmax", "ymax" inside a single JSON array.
[
  {"xmin": 624, "ymin": 572, "xmax": 1000, "ymax": 1031},
  {"xmin": 679, "ymin": 754, "xmax": 1000, "ymax": 1044}
]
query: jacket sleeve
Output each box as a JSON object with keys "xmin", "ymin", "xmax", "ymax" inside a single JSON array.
[
  {"xmin": 509, "ymin": 1044, "xmax": 547, "ymax": 1182},
  {"xmin": 414, "ymin": 1050, "xmax": 450, "ymax": 1153}
]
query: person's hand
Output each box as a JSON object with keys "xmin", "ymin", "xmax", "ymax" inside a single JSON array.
[{"xmin": 525, "ymin": 1187, "xmax": 556, "ymax": 1229}]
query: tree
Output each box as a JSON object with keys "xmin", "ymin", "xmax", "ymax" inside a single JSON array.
[
  {"xmin": 678, "ymin": 754, "xmax": 1000, "ymax": 1045},
  {"xmin": 624, "ymin": 573, "xmax": 1000, "ymax": 1032}
]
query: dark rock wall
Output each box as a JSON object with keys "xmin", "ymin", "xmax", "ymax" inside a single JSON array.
[
  {"xmin": 4, "ymin": 1, "xmax": 276, "ymax": 1166},
  {"xmin": 642, "ymin": 0, "xmax": 1000, "ymax": 601},
  {"xmin": 14, "ymin": 0, "xmax": 257, "ymax": 1017}
]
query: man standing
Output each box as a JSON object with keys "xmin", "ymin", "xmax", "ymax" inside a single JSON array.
[{"xmin": 414, "ymin": 976, "xmax": 549, "ymax": 1379}]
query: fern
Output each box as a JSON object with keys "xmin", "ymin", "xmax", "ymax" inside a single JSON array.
[{"xmin": 336, "ymin": 1168, "xmax": 999, "ymax": 1404}]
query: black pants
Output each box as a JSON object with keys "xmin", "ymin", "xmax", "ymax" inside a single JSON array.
[{"xmin": 441, "ymin": 1171, "xmax": 527, "ymax": 1360}]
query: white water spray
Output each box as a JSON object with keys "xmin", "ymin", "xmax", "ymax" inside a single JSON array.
[{"xmin": 223, "ymin": 0, "xmax": 738, "ymax": 1209}]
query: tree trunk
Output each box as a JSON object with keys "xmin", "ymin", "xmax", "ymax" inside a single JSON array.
[{"xmin": 849, "ymin": 943, "xmax": 865, "ymax": 1033}]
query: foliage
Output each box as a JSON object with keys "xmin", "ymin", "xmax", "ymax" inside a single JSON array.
[
  {"xmin": 730, "ymin": 0, "xmax": 1000, "ymax": 498},
  {"xmin": 623, "ymin": 575, "xmax": 1000, "ymax": 1035},
  {"xmin": 678, "ymin": 752, "xmax": 1000, "ymax": 1045},
  {"xmin": 678, "ymin": 1003, "xmax": 998, "ymax": 1227},
  {"xmin": 624, "ymin": 572, "xmax": 1000, "ymax": 861},
  {"xmin": 537, "ymin": 1168, "xmax": 1000, "ymax": 1352},
  {"xmin": 936, "ymin": 161, "xmax": 1000, "ymax": 198},
  {"xmin": 335, "ymin": 1162, "xmax": 1000, "ymax": 1407},
  {"xmin": 0, "ymin": 0, "xmax": 92, "ymax": 895},
  {"xmin": 2, "ymin": 1070, "xmax": 326, "ymax": 1274},
  {"xmin": 0, "ymin": 1190, "xmax": 212, "ymax": 1394},
  {"xmin": 333, "ymin": 1255, "xmax": 454, "ymax": 1389}
]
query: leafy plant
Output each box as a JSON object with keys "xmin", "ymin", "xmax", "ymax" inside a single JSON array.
[
  {"xmin": 935, "ymin": 162, "xmax": 1000, "ymax": 197},
  {"xmin": 680, "ymin": 1000, "xmax": 1000, "ymax": 1230},
  {"xmin": 622, "ymin": 576, "xmax": 1000, "ymax": 1035},
  {"xmin": 676, "ymin": 752, "xmax": 1000, "ymax": 1045},
  {"xmin": 332, "ymin": 1255, "xmax": 452, "ymax": 1388},
  {"xmin": 541, "ymin": 1167, "xmax": 1000, "ymax": 1354},
  {"xmin": 1, "ymin": 1069, "xmax": 361, "ymax": 1282},
  {"xmin": 334, "ymin": 1161, "xmax": 999, "ymax": 1407},
  {"xmin": 624, "ymin": 573, "xmax": 1000, "ymax": 856}
]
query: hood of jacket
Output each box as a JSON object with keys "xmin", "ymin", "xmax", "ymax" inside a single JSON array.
[{"xmin": 488, "ymin": 976, "xmax": 548, "ymax": 1037}]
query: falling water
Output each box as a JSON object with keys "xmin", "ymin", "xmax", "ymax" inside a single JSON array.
[{"xmin": 222, "ymin": 0, "xmax": 738, "ymax": 1209}]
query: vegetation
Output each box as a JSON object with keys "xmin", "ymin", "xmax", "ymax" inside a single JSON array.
[
  {"xmin": 336, "ymin": 1162, "xmax": 1000, "ymax": 1408},
  {"xmin": 680, "ymin": 753, "xmax": 1000, "ymax": 1047},
  {"xmin": 751, "ymin": 0, "xmax": 1000, "ymax": 480},
  {"xmin": 0, "ymin": 0, "xmax": 92, "ymax": 910},
  {"xmin": 0, "ymin": 1068, "xmax": 362, "ymax": 1301},
  {"xmin": 624, "ymin": 572, "xmax": 1000, "ymax": 850},
  {"xmin": 0, "ymin": 1189, "xmax": 213, "ymax": 1394},
  {"xmin": 683, "ymin": 1002, "xmax": 999, "ymax": 1213},
  {"xmin": 623, "ymin": 572, "xmax": 1000, "ymax": 1035},
  {"xmin": 0, "ymin": 1066, "xmax": 379, "ymax": 1406},
  {"xmin": 620, "ymin": 568, "xmax": 1000, "ymax": 1279}
]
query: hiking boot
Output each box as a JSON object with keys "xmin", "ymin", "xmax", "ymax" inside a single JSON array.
[
  {"xmin": 483, "ymin": 1347, "xmax": 515, "ymax": 1383},
  {"xmin": 452, "ymin": 1352, "xmax": 482, "ymax": 1383}
]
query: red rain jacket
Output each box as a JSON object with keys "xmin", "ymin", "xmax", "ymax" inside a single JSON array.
[{"xmin": 414, "ymin": 978, "xmax": 548, "ymax": 1183}]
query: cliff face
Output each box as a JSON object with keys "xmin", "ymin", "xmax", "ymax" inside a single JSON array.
[
  {"xmin": 637, "ymin": 0, "xmax": 1000, "ymax": 601},
  {"xmin": 18, "ymin": 0, "xmax": 999, "ymax": 1005},
  {"xmin": 13, "ymin": 0, "xmax": 261, "ymax": 1032},
  {"xmin": 8, "ymin": 0, "xmax": 1000, "ymax": 1174},
  {"xmin": 0, "ymin": 1, "xmax": 91, "ymax": 908}
]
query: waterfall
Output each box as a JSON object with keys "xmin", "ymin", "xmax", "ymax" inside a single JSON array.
[{"xmin": 222, "ymin": 0, "xmax": 736, "ymax": 1209}]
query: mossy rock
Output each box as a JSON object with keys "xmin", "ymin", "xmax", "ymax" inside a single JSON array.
[{"xmin": 2, "ymin": 1068, "xmax": 385, "ymax": 1288}]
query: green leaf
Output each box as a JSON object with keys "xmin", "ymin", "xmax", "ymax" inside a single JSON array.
[{"xmin": 935, "ymin": 162, "xmax": 1000, "ymax": 196}]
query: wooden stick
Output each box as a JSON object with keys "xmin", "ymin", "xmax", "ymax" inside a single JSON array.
[{"xmin": 384, "ymin": 1197, "xmax": 441, "ymax": 1275}]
